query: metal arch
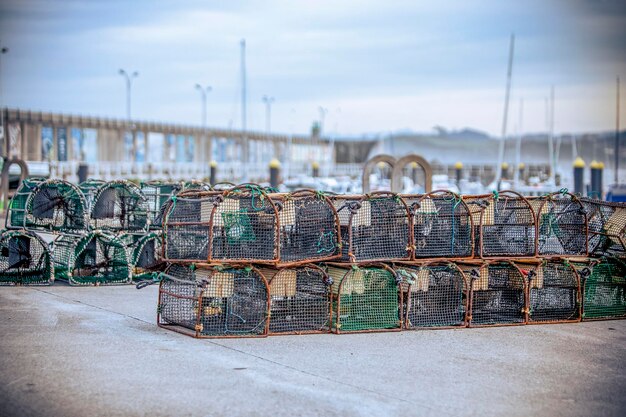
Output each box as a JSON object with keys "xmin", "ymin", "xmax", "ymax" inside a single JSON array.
[
  {"xmin": 362, "ymin": 154, "xmax": 396, "ymax": 193},
  {"xmin": 391, "ymin": 154, "xmax": 433, "ymax": 193}
]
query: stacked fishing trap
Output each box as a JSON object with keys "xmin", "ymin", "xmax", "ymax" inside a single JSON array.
[
  {"xmin": 154, "ymin": 186, "xmax": 625, "ymax": 338},
  {"xmin": 2, "ymin": 179, "xmax": 624, "ymax": 337},
  {"xmin": 2, "ymin": 178, "xmax": 178, "ymax": 285}
]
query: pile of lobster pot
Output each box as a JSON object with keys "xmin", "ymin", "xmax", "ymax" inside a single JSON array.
[
  {"xmin": 0, "ymin": 178, "xmax": 197, "ymax": 285},
  {"xmin": 2, "ymin": 182, "xmax": 623, "ymax": 336},
  {"xmin": 155, "ymin": 187, "xmax": 625, "ymax": 338}
]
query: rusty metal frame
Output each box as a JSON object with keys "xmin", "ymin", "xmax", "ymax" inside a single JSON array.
[
  {"xmin": 581, "ymin": 198, "xmax": 626, "ymax": 257},
  {"xmin": 393, "ymin": 260, "xmax": 470, "ymax": 330},
  {"xmin": 406, "ymin": 190, "xmax": 475, "ymax": 261},
  {"xmin": 326, "ymin": 262, "xmax": 403, "ymax": 334},
  {"xmin": 269, "ymin": 189, "xmax": 343, "ymax": 267},
  {"xmin": 157, "ymin": 263, "xmax": 270, "ymax": 338},
  {"xmin": 459, "ymin": 259, "xmax": 529, "ymax": 328},
  {"xmin": 515, "ymin": 258, "xmax": 582, "ymax": 325},
  {"xmin": 264, "ymin": 263, "xmax": 333, "ymax": 336},
  {"xmin": 464, "ymin": 190, "xmax": 538, "ymax": 259},
  {"xmin": 533, "ymin": 192, "xmax": 589, "ymax": 257},
  {"xmin": 331, "ymin": 192, "xmax": 413, "ymax": 263}
]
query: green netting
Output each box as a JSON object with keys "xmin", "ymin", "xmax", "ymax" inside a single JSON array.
[
  {"xmin": 7, "ymin": 178, "xmax": 43, "ymax": 229},
  {"xmin": 118, "ymin": 232, "xmax": 165, "ymax": 280},
  {"xmin": 9, "ymin": 179, "xmax": 89, "ymax": 233},
  {"xmin": 79, "ymin": 179, "xmax": 107, "ymax": 210},
  {"xmin": 222, "ymin": 209, "xmax": 256, "ymax": 244},
  {"xmin": 0, "ymin": 230, "xmax": 54, "ymax": 285},
  {"xmin": 140, "ymin": 181, "xmax": 180, "ymax": 229},
  {"xmin": 51, "ymin": 231, "xmax": 131, "ymax": 286},
  {"xmin": 583, "ymin": 257, "xmax": 626, "ymax": 319},
  {"xmin": 84, "ymin": 180, "xmax": 149, "ymax": 233},
  {"xmin": 329, "ymin": 266, "xmax": 400, "ymax": 332}
]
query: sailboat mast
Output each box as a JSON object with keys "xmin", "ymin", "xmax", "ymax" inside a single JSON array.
[
  {"xmin": 241, "ymin": 39, "xmax": 248, "ymax": 166},
  {"xmin": 495, "ymin": 33, "xmax": 515, "ymax": 188},
  {"xmin": 616, "ymin": 76, "xmax": 620, "ymax": 184}
]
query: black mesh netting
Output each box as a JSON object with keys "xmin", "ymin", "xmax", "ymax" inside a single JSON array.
[
  {"xmin": 211, "ymin": 186, "xmax": 278, "ymax": 263},
  {"xmin": 331, "ymin": 193, "xmax": 411, "ymax": 262},
  {"xmin": 51, "ymin": 232, "xmax": 131, "ymax": 286},
  {"xmin": 163, "ymin": 191, "xmax": 219, "ymax": 261},
  {"xmin": 527, "ymin": 260, "xmax": 580, "ymax": 322},
  {"xmin": 411, "ymin": 191, "xmax": 473, "ymax": 259},
  {"xmin": 531, "ymin": 193, "xmax": 587, "ymax": 256},
  {"xmin": 86, "ymin": 180, "xmax": 149, "ymax": 233},
  {"xmin": 464, "ymin": 262, "xmax": 526, "ymax": 325},
  {"xmin": 465, "ymin": 191, "xmax": 536, "ymax": 258},
  {"xmin": 262, "ymin": 265, "xmax": 331, "ymax": 334},
  {"xmin": 140, "ymin": 181, "xmax": 181, "ymax": 229},
  {"xmin": 275, "ymin": 190, "xmax": 340, "ymax": 264},
  {"xmin": 0, "ymin": 230, "xmax": 54, "ymax": 285},
  {"xmin": 396, "ymin": 263, "xmax": 467, "ymax": 328},
  {"xmin": 158, "ymin": 264, "xmax": 269, "ymax": 337},
  {"xmin": 8, "ymin": 179, "xmax": 88, "ymax": 233},
  {"xmin": 581, "ymin": 198, "xmax": 626, "ymax": 257}
]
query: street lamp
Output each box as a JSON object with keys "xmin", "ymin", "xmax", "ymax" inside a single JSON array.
[
  {"xmin": 0, "ymin": 45, "xmax": 8, "ymax": 147},
  {"xmin": 118, "ymin": 68, "xmax": 139, "ymax": 120},
  {"xmin": 195, "ymin": 84, "xmax": 212, "ymax": 128},
  {"xmin": 195, "ymin": 84, "xmax": 212, "ymax": 165},
  {"xmin": 262, "ymin": 95, "xmax": 275, "ymax": 136},
  {"xmin": 262, "ymin": 95, "xmax": 276, "ymax": 159}
]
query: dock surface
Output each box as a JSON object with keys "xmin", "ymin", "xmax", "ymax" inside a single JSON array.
[{"xmin": 0, "ymin": 284, "xmax": 625, "ymax": 417}]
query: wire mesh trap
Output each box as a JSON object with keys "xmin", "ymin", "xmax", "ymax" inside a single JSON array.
[
  {"xmin": 461, "ymin": 261, "xmax": 527, "ymax": 326},
  {"xmin": 259, "ymin": 264, "xmax": 332, "ymax": 335},
  {"xmin": 140, "ymin": 181, "xmax": 181, "ymax": 230},
  {"xmin": 522, "ymin": 259, "xmax": 581, "ymax": 324},
  {"xmin": 530, "ymin": 192, "xmax": 588, "ymax": 256},
  {"xmin": 576, "ymin": 257, "xmax": 626, "ymax": 320},
  {"xmin": 272, "ymin": 190, "xmax": 341, "ymax": 265},
  {"xmin": 409, "ymin": 191, "xmax": 473, "ymax": 260},
  {"xmin": 6, "ymin": 178, "xmax": 88, "ymax": 234},
  {"xmin": 331, "ymin": 193, "xmax": 411, "ymax": 262},
  {"xmin": 119, "ymin": 232, "xmax": 165, "ymax": 280},
  {"xmin": 326, "ymin": 263, "xmax": 401, "ymax": 333},
  {"xmin": 162, "ymin": 189, "xmax": 218, "ymax": 261},
  {"xmin": 157, "ymin": 263, "xmax": 270, "ymax": 338},
  {"xmin": 210, "ymin": 185, "xmax": 279, "ymax": 263},
  {"xmin": 83, "ymin": 180, "xmax": 149, "ymax": 233},
  {"xmin": 465, "ymin": 191, "xmax": 536, "ymax": 258},
  {"xmin": 581, "ymin": 198, "xmax": 626, "ymax": 258},
  {"xmin": 79, "ymin": 179, "xmax": 107, "ymax": 210},
  {"xmin": 51, "ymin": 231, "xmax": 131, "ymax": 285},
  {"xmin": 0, "ymin": 229, "xmax": 54, "ymax": 286},
  {"xmin": 394, "ymin": 262, "xmax": 468, "ymax": 329}
]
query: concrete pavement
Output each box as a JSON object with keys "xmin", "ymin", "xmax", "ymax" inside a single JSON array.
[{"xmin": 0, "ymin": 284, "xmax": 625, "ymax": 417}]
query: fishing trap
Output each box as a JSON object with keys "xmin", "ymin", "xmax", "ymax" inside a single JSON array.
[
  {"xmin": 331, "ymin": 192, "xmax": 411, "ymax": 262},
  {"xmin": 260, "ymin": 264, "xmax": 332, "ymax": 335},
  {"xmin": 326, "ymin": 263, "xmax": 402, "ymax": 333},
  {"xmin": 0, "ymin": 229, "xmax": 54, "ymax": 286},
  {"xmin": 157, "ymin": 263, "xmax": 270, "ymax": 338},
  {"xmin": 6, "ymin": 178, "xmax": 88, "ymax": 234}
]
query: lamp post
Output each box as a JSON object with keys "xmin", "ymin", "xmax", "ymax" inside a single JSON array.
[
  {"xmin": 118, "ymin": 69, "xmax": 139, "ymax": 120},
  {"xmin": 119, "ymin": 69, "xmax": 138, "ymax": 162},
  {"xmin": 196, "ymin": 84, "xmax": 212, "ymax": 165},
  {"xmin": 0, "ymin": 44, "xmax": 8, "ymax": 154},
  {"xmin": 262, "ymin": 95, "xmax": 275, "ymax": 158}
]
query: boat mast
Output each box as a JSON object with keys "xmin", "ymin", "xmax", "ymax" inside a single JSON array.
[
  {"xmin": 495, "ymin": 33, "xmax": 515, "ymax": 189},
  {"xmin": 616, "ymin": 76, "xmax": 620, "ymax": 185},
  {"xmin": 241, "ymin": 39, "xmax": 248, "ymax": 170},
  {"xmin": 514, "ymin": 98, "xmax": 523, "ymax": 189}
]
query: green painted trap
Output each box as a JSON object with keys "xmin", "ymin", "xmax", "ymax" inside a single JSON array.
[{"xmin": 0, "ymin": 230, "xmax": 54, "ymax": 286}]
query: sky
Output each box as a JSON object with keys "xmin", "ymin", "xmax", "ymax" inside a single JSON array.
[{"xmin": 0, "ymin": 0, "xmax": 625, "ymax": 137}]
